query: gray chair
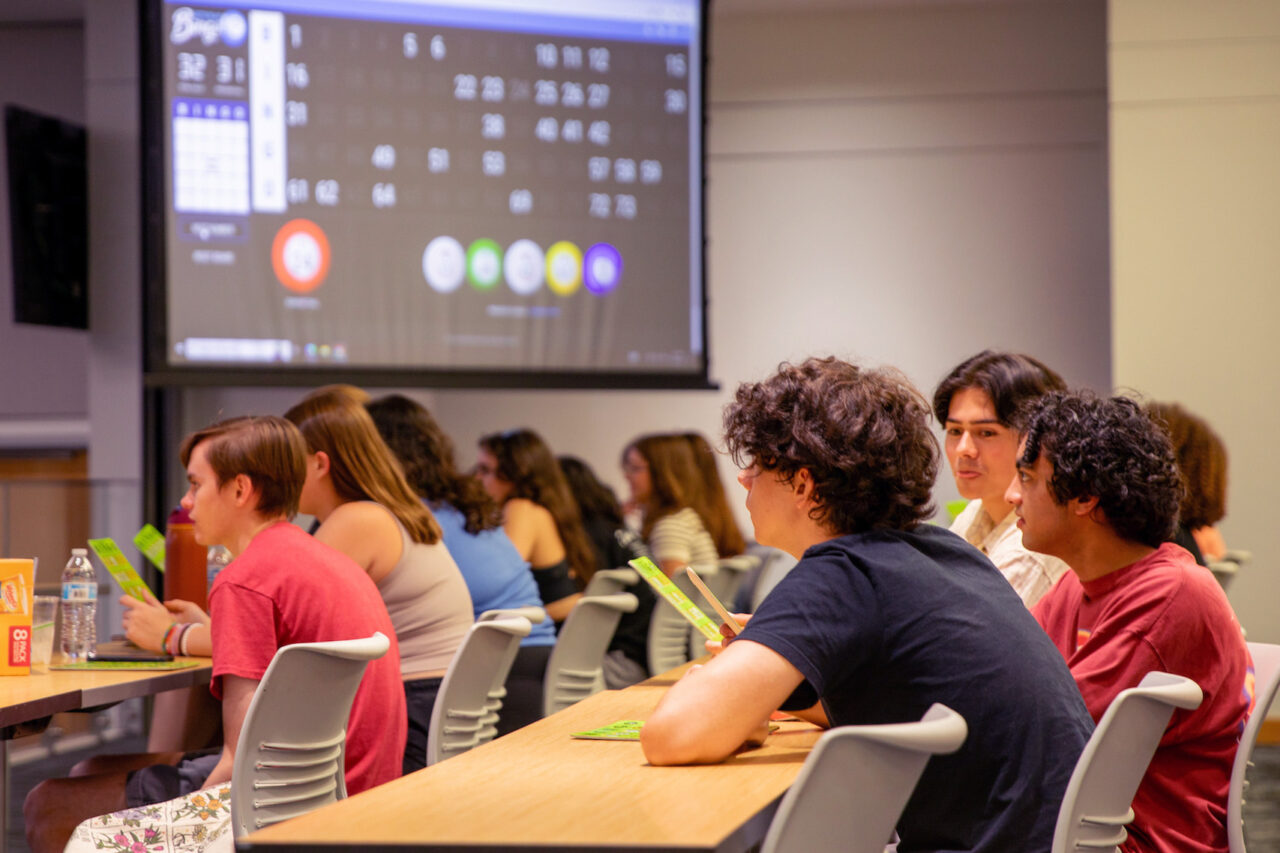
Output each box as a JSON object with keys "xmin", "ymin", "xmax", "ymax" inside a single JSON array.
[
  {"xmin": 583, "ymin": 567, "xmax": 639, "ymax": 596},
  {"xmin": 1051, "ymin": 671, "xmax": 1204, "ymax": 853},
  {"xmin": 646, "ymin": 567, "xmax": 709, "ymax": 676},
  {"xmin": 476, "ymin": 606, "xmax": 548, "ymax": 740},
  {"xmin": 426, "ymin": 616, "xmax": 533, "ymax": 765},
  {"xmin": 760, "ymin": 703, "xmax": 968, "ymax": 853},
  {"xmin": 1229, "ymin": 641, "xmax": 1280, "ymax": 853},
  {"xmin": 543, "ymin": 592, "xmax": 638, "ymax": 716},
  {"xmin": 230, "ymin": 631, "xmax": 390, "ymax": 837},
  {"xmin": 1208, "ymin": 549, "xmax": 1251, "ymax": 593}
]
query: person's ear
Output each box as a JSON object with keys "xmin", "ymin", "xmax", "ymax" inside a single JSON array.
[
  {"xmin": 792, "ymin": 468, "xmax": 816, "ymax": 504},
  {"xmin": 230, "ymin": 473, "xmax": 257, "ymax": 508},
  {"xmin": 1072, "ymin": 494, "xmax": 1101, "ymax": 519},
  {"xmin": 312, "ymin": 450, "xmax": 331, "ymax": 477}
]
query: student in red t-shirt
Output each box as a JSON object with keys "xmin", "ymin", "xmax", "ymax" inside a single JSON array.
[
  {"xmin": 25, "ymin": 416, "xmax": 406, "ymax": 853},
  {"xmin": 1007, "ymin": 392, "xmax": 1253, "ymax": 853}
]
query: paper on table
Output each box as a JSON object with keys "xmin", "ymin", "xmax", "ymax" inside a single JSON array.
[{"xmin": 628, "ymin": 557, "xmax": 721, "ymax": 641}]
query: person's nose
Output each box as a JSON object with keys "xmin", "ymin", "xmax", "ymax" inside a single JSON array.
[
  {"xmin": 956, "ymin": 431, "xmax": 977, "ymax": 457},
  {"xmin": 1004, "ymin": 476, "xmax": 1021, "ymax": 507}
]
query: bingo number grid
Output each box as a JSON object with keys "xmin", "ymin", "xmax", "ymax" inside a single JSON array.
[{"xmin": 172, "ymin": 98, "xmax": 250, "ymax": 215}]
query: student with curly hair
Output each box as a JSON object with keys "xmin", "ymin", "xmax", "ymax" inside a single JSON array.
[
  {"xmin": 1145, "ymin": 400, "xmax": 1229, "ymax": 565},
  {"xmin": 367, "ymin": 395, "xmax": 557, "ymax": 734},
  {"xmin": 475, "ymin": 429, "xmax": 595, "ymax": 622},
  {"xmin": 1011, "ymin": 392, "xmax": 1252, "ymax": 853},
  {"xmin": 642, "ymin": 357, "xmax": 1092, "ymax": 853},
  {"xmin": 933, "ymin": 350, "xmax": 1069, "ymax": 605}
]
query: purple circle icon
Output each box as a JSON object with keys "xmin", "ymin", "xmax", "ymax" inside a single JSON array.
[{"xmin": 583, "ymin": 243, "xmax": 623, "ymax": 295}]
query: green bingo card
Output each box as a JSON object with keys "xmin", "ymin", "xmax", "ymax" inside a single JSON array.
[
  {"xmin": 571, "ymin": 720, "xmax": 644, "ymax": 741},
  {"xmin": 87, "ymin": 538, "xmax": 152, "ymax": 601},
  {"xmin": 132, "ymin": 524, "xmax": 166, "ymax": 571},
  {"xmin": 628, "ymin": 556, "xmax": 722, "ymax": 642}
]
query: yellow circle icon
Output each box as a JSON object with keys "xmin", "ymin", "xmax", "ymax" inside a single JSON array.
[{"xmin": 545, "ymin": 241, "xmax": 583, "ymax": 295}]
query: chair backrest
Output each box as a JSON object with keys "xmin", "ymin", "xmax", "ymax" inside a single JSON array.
[
  {"xmin": 583, "ymin": 567, "xmax": 639, "ymax": 597},
  {"xmin": 646, "ymin": 567, "xmax": 707, "ymax": 676},
  {"xmin": 426, "ymin": 616, "xmax": 532, "ymax": 766},
  {"xmin": 1228, "ymin": 641, "xmax": 1280, "ymax": 853},
  {"xmin": 475, "ymin": 607, "xmax": 547, "ymax": 740},
  {"xmin": 760, "ymin": 703, "xmax": 967, "ymax": 853},
  {"xmin": 1208, "ymin": 549, "xmax": 1250, "ymax": 593},
  {"xmin": 1052, "ymin": 671, "xmax": 1204, "ymax": 853},
  {"xmin": 230, "ymin": 632, "xmax": 390, "ymax": 837},
  {"xmin": 543, "ymin": 592, "xmax": 638, "ymax": 717}
]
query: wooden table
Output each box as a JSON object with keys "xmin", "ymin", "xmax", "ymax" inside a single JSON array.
[
  {"xmin": 0, "ymin": 659, "xmax": 212, "ymax": 851},
  {"xmin": 244, "ymin": 683, "xmax": 822, "ymax": 852}
]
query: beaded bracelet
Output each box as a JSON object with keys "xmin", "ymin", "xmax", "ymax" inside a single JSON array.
[
  {"xmin": 177, "ymin": 623, "xmax": 195, "ymax": 656},
  {"xmin": 161, "ymin": 622, "xmax": 179, "ymax": 655}
]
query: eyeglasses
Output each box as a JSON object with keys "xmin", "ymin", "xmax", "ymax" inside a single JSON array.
[{"xmin": 622, "ymin": 461, "xmax": 649, "ymax": 475}]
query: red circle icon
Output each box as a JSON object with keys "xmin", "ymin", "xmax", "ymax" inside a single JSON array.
[{"xmin": 271, "ymin": 219, "xmax": 332, "ymax": 293}]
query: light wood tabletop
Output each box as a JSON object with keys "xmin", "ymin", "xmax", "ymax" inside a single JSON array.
[
  {"xmin": 244, "ymin": 684, "xmax": 822, "ymax": 852},
  {"xmin": 0, "ymin": 658, "xmax": 212, "ymax": 733}
]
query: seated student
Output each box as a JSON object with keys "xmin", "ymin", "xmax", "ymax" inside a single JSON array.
[
  {"xmin": 622, "ymin": 433, "xmax": 720, "ymax": 576},
  {"xmin": 476, "ymin": 429, "xmax": 596, "ymax": 622},
  {"xmin": 366, "ymin": 394, "xmax": 556, "ymax": 735},
  {"xmin": 932, "ymin": 350, "xmax": 1070, "ymax": 605},
  {"xmin": 285, "ymin": 389, "xmax": 474, "ymax": 772},
  {"xmin": 1009, "ymin": 392, "xmax": 1252, "ymax": 853},
  {"xmin": 24, "ymin": 416, "xmax": 406, "ymax": 853},
  {"xmin": 1146, "ymin": 400, "xmax": 1230, "ymax": 565},
  {"xmin": 641, "ymin": 357, "xmax": 1092, "ymax": 853},
  {"xmin": 681, "ymin": 432, "xmax": 747, "ymax": 559}
]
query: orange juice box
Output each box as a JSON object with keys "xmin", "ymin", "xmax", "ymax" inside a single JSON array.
[{"xmin": 0, "ymin": 558, "xmax": 34, "ymax": 674}]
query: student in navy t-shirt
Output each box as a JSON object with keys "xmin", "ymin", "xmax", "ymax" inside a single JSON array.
[{"xmin": 640, "ymin": 357, "xmax": 1093, "ymax": 853}]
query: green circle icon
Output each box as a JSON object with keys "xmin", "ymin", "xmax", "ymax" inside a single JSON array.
[{"xmin": 466, "ymin": 239, "xmax": 503, "ymax": 290}]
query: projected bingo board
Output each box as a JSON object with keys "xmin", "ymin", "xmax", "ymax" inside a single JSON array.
[{"xmin": 149, "ymin": 0, "xmax": 707, "ymax": 385}]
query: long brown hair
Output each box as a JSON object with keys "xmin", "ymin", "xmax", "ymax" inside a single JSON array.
[
  {"xmin": 477, "ymin": 429, "xmax": 596, "ymax": 584},
  {"xmin": 284, "ymin": 388, "xmax": 442, "ymax": 544},
  {"xmin": 1145, "ymin": 401, "xmax": 1228, "ymax": 530},
  {"xmin": 683, "ymin": 432, "xmax": 746, "ymax": 557},
  {"xmin": 366, "ymin": 394, "xmax": 503, "ymax": 535},
  {"xmin": 626, "ymin": 433, "xmax": 707, "ymax": 542}
]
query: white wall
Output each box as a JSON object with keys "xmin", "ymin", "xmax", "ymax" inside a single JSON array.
[
  {"xmin": 0, "ymin": 24, "xmax": 88, "ymax": 420},
  {"xmin": 181, "ymin": 1, "xmax": 1111, "ymax": 537},
  {"xmin": 1110, "ymin": 0, "xmax": 1280, "ymax": 644}
]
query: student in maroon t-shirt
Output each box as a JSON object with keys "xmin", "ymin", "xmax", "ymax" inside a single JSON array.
[{"xmin": 1007, "ymin": 392, "xmax": 1253, "ymax": 853}]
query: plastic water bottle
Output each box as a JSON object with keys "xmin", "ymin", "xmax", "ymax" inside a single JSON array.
[
  {"xmin": 60, "ymin": 548, "xmax": 97, "ymax": 661},
  {"xmin": 206, "ymin": 545, "xmax": 232, "ymax": 597}
]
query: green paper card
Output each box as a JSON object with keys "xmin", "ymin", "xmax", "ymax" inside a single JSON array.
[
  {"xmin": 50, "ymin": 659, "xmax": 202, "ymax": 671},
  {"xmin": 572, "ymin": 719, "xmax": 644, "ymax": 740},
  {"xmin": 87, "ymin": 538, "xmax": 152, "ymax": 601},
  {"xmin": 628, "ymin": 556, "xmax": 722, "ymax": 641},
  {"xmin": 133, "ymin": 524, "xmax": 166, "ymax": 571}
]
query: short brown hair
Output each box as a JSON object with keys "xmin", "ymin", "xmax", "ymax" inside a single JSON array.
[
  {"xmin": 178, "ymin": 416, "xmax": 306, "ymax": 519},
  {"xmin": 724, "ymin": 357, "xmax": 938, "ymax": 534}
]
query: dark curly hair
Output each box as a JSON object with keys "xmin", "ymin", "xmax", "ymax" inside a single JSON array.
[
  {"xmin": 1145, "ymin": 401, "xmax": 1227, "ymax": 530},
  {"xmin": 932, "ymin": 350, "xmax": 1066, "ymax": 426},
  {"xmin": 365, "ymin": 394, "xmax": 503, "ymax": 535},
  {"xmin": 1018, "ymin": 392, "xmax": 1185, "ymax": 548},
  {"xmin": 723, "ymin": 357, "xmax": 938, "ymax": 534}
]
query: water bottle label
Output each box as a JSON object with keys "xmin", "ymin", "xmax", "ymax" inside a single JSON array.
[{"xmin": 62, "ymin": 582, "xmax": 97, "ymax": 602}]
